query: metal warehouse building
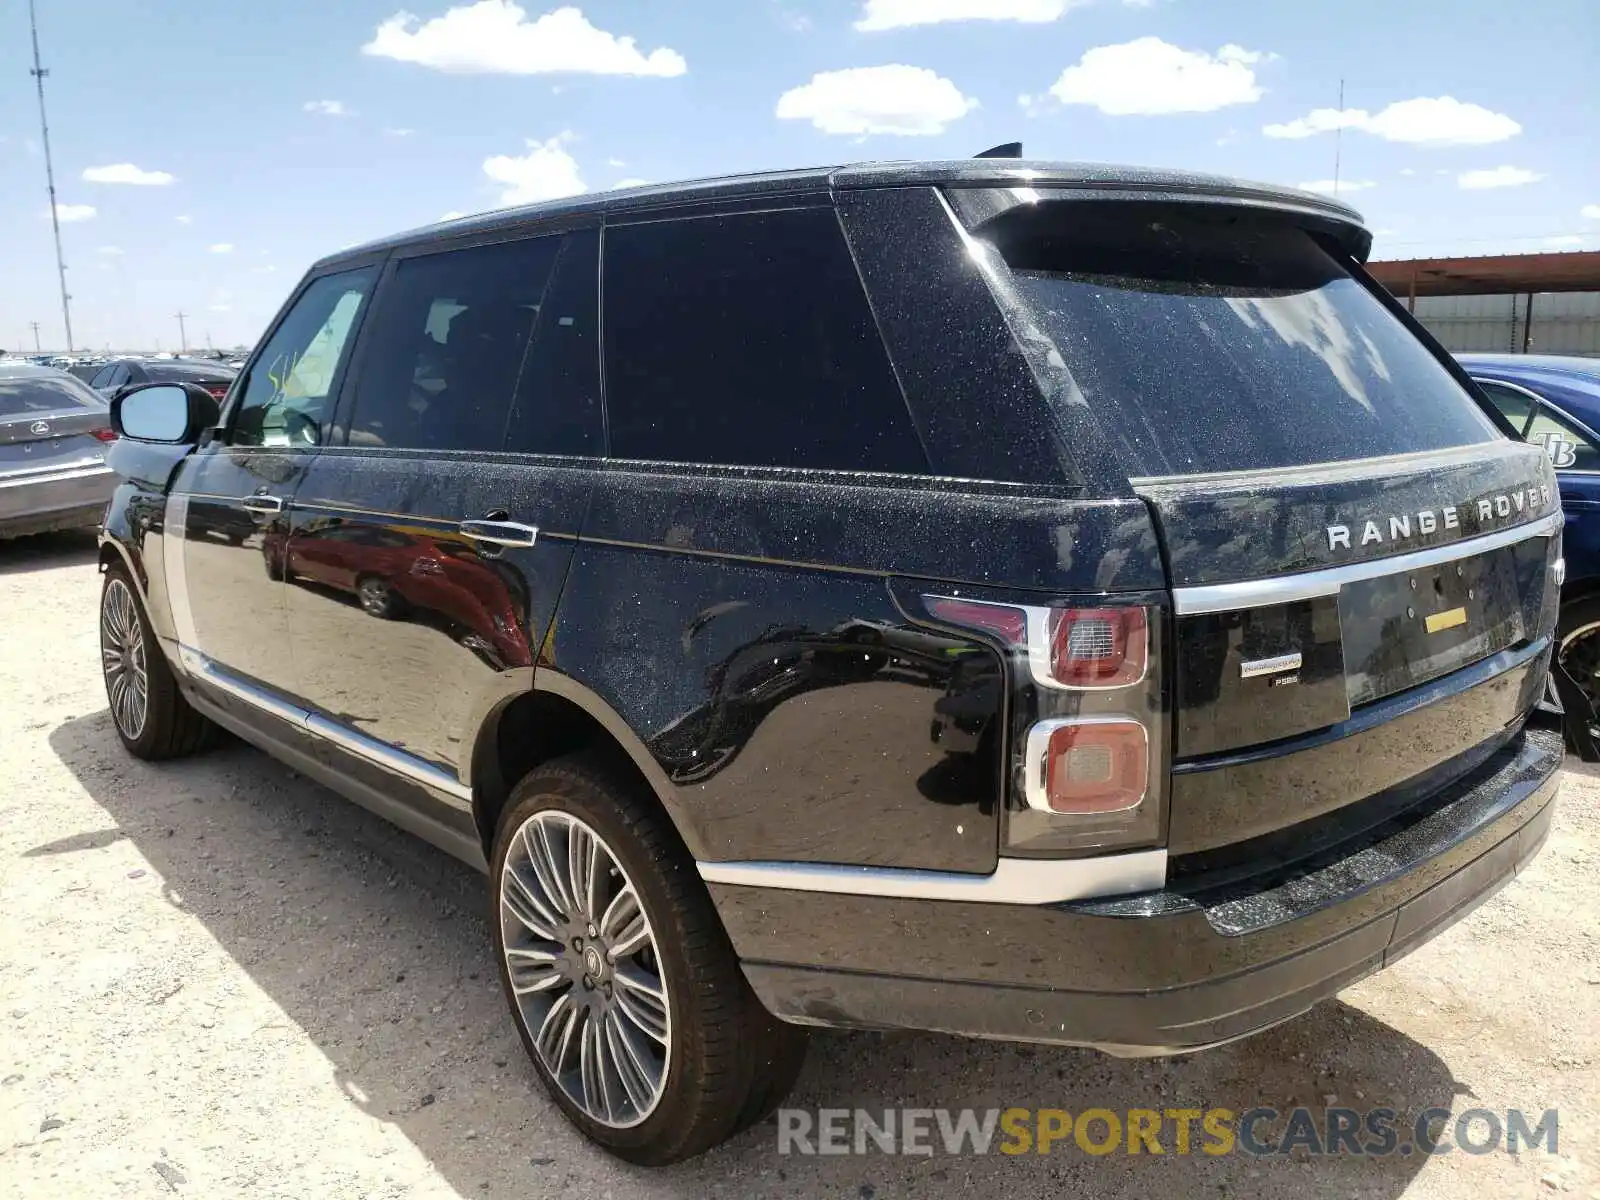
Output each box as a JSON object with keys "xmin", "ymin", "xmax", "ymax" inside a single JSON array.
[{"xmin": 1368, "ymin": 251, "xmax": 1600, "ymax": 358}]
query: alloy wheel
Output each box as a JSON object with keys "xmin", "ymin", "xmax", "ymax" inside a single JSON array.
[
  {"xmin": 1559, "ymin": 620, "xmax": 1600, "ymax": 722},
  {"xmin": 101, "ymin": 578, "xmax": 149, "ymax": 740},
  {"xmin": 499, "ymin": 811, "xmax": 671, "ymax": 1129},
  {"xmin": 358, "ymin": 578, "xmax": 391, "ymax": 616}
]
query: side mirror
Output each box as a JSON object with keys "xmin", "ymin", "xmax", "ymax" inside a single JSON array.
[{"xmin": 110, "ymin": 382, "xmax": 222, "ymax": 444}]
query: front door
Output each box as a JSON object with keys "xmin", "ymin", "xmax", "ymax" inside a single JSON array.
[
  {"xmin": 284, "ymin": 228, "xmax": 602, "ymax": 784},
  {"xmin": 166, "ymin": 265, "xmax": 378, "ymax": 698}
]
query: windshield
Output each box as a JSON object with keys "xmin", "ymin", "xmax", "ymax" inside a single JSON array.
[{"xmin": 992, "ymin": 204, "xmax": 1501, "ymax": 477}]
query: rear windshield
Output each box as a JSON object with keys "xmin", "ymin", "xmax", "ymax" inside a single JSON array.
[
  {"xmin": 989, "ymin": 204, "xmax": 1500, "ymax": 477},
  {"xmin": 0, "ymin": 373, "xmax": 106, "ymax": 416},
  {"xmin": 145, "ymin": 361, "xmax": 235, "ymax": 383}
]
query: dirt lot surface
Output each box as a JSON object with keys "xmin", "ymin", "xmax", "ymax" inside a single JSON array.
[{"xmin": 2, "ymin": 529, "xmax": 1597, "ymax": 1199}]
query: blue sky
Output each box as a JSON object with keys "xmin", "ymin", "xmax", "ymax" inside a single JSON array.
[{"xmin": 3, "ymin": 0, "xmax": 1597, "ymax": 351}]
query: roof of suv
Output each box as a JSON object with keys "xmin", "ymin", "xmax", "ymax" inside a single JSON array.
[{"xmin": 320, "ymin": 159, "xmax": 1370, "ymax": 268}]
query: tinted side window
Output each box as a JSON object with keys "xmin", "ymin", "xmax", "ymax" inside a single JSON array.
[
  {"xmin": 346, "ymin": 237, "xmax": 560, "ymax": 452},
  {"xmin": 1476, "ymin": 380, "xmax": 1536, "ymax": 434},
  {"xmin": 603, "ymin": 208, "xmax": 928, "ymax": 473},
  {"xmin": 89, "ymin": 364, "xmax": 115, "ymax": 389},
  {"xmin": 503, "ymin": 229, "xmax": 602, "ymax": 456},
  {"xmin": 232, "ymin": 268, "xmax": 376, "ymax": 448}
]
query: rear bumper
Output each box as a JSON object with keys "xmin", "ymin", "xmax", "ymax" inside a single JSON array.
[
  {"xmin": 714, "ymin": 725, "xmax": 1561, "ymax": 1054},
  {"xmin": 0, "ymin": 463, "xmax": 113, "ymax": 537}
]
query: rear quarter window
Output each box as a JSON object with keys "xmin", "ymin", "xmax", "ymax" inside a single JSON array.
[
  {"xmin": 602, "ymin": 207, "xmax": 929, "ymax": 474},
  {"xmin": 988, "ymin": 203, "xmax": 1501, "ymax": 477}
]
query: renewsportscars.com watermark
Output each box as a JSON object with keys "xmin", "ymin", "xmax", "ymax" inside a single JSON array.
[{"xmin": 777, "ymin": 1107, "xmax": 1559, "ymax": 1158}]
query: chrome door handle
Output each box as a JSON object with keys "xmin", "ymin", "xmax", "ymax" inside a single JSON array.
[
  {"xmin": 458, "ymin": 519, "xmax": 539, "ymax": 548},
  {"xmin": 241, "ymin": 495, "xmax": 284, "ymax": 513}
]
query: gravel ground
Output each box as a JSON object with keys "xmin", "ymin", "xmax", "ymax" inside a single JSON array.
[{"xmin": 1, "ymin": 529, "xmax": 1596, "ymax": 1199}]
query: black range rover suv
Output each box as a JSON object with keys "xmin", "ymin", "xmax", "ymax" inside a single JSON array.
[{"xmin": 98, "ymin": 160, "xmax": 1564, "ymax": 1164}]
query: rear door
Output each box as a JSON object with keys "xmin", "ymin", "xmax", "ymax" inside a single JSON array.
[
  {"xmin": 976, "ymin": 199, "xmax": 1560, "ymax": 853},
  {"xmin": 285, "ymin": 226, "xmax": 601, "ymax": 809}
]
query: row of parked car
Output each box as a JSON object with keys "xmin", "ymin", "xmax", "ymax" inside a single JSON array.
[{"xmin": 8, "ymin": 161, "xmax": 1600, "ymax": 1162}]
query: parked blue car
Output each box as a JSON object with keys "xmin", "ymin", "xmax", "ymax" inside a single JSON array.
[{"xmin": 1460, "ymin": 354, "xmax": 1600, "ymax": 747}]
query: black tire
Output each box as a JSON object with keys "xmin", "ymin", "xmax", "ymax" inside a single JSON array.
[
  {"xmin": 99, "ymin": 564, "xmax": 214, "ymax": 760},
  {"xmin": 1556, "ymin": 594, "xmax": 1600, "ymax": 748},
  {"xmin": 489, "ymin": 753, "xmax": 808, "ymax": 1165}
]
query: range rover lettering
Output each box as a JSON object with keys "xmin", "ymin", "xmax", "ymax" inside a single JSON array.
[{"xmin": 96, "ymin": 158, "xmax": 1564, "ymax": 1165}]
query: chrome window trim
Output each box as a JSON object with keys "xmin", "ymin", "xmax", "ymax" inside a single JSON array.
[
  {"xmin": 180, "ymin": 646, "xmax": 473, "ymax": 803},
  {"xmin": 697, "ymin": 848, "xmax": 1167, "ymax": 904},
  {"xmin": 1172, "ymin": 510, "xmax": 1563, "ymax": 615}
]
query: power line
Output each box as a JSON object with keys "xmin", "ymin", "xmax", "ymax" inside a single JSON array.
[{"xmin": 28, "ymin": 0, "xmax": 73, "ymax": 352}]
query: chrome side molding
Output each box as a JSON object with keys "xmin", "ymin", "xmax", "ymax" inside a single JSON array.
[
  {"xmin": 1173, "ymin": 511, "xmax": 1562, "ymax": 616},
  {"xmin": 697, "ymin": 848, "xmax": 1168, "ymax": 905},
  {"xmin": 179, "ymin": 646, "xmax": 472, "ymax": 804}
]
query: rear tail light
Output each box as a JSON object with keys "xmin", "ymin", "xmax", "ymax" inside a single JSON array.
[
  {"xmin": 918, "ymin": 590, "xmax": 1164, "ymax": 852},
  {"xmin": 924, "ymin": 595, "xmax": 1148, "ymax": 691},
  {"xmin": 90, "ymin": 427, "xmax": 118, "ymax": 442},
  {"xmin": 1049, "ymin": 607, "xmax": 1147, "ymax": 688},
  {"xmin": 1025, "ymin": 718, "xmax": 1148, "ymax": 814},
  {"xmin": 203, "ymin": 385, "xmax": 229, "ymax": 400},
  {"xmin": 924, "ymin": 596, "xmax": 1027, "ymax": 644}
]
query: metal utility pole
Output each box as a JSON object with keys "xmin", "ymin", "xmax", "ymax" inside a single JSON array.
[
  {"xmin": 30, "ymin": 322, "xmax": 42, "ymax": 352},
  {"xmin": 174, "ymin": 311, "xmax": 189, "ymax": 353},
  {"xmin": 1332, "ymin": 77, "xmax": 1345, "ymax": 197},
  {"xmin": 28, "ymin": 0, "xmax": 74, "ymax": 352}
]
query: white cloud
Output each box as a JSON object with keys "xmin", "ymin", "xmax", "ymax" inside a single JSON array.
[
  {"xmin": 1046, "ymin": 39, "xmax": 1267, "ymax": 116},
  {"xmin": 1399, "ymin": 167, "xmax": 1416, "ymax": 176},
  {"xmin": 611, "ymin": 177, "xmax": 650, "ymax": 189},
  {"xmin": 439, "ymin": 210, "xmax": 467, "ymax": 220},
  {"xmin": 250, "ymin": 264, "xmax": 278, "ymax": 273},
  {"xmin": 82, "ymin": 162, "xmax": 175, "ymax": 186},
  {"xmin": 1457, "ymin": 165, "xmax": 1544, "ymax": 190},
  {"xmin": 208, "ymin": 243, "xmax": 234, "ymax": 254},
  {"xmin": 96, "ymin": 245, "xmax": 124, "ymax": 256},
  {"xmin": 777, "ymin": 65, "xmax": 976, "ymax": 136},
  {"xmin": 855, "ymin": 0, "xmax": 1072, "ymax": 31},
  {"xmin": 363, "ymin": 2, "xmax": 686, "ymax": 77},
  {"xmin": 383, "ymin": 126, "xmax": 415, "ymax": 137},
  {"xmin": 776, "ymin": 8, "xmax": 812, "ymax": 31},
  {"xmin": 1542, "ymin": 234, "xmax": 1591, "ymax": 249},
  {"xmin": 1264, "ymin": 97, "xmax": 1520, "ymax": 145},
  {"xmin": 1298, "ymin": 179, "xmax": 1377, "ymax": 195},
  {"xmin": 1583, "ymin": 205, "xmax": 1600, "ymax": 220},
  {"xmin": 304, "ymin": 99, "xmax": 352, "ymax": 116},
  {"xmin": 607, "ymin": 156, "xmax": 626, "ymax": 167},
  {"xmin": 175, "ymin": 214, "xmax": 193, "ymax": 224},
  {"xmin": 483, "ymin": 133, "xmax": 586, "ymax": 204},
  {"xmin": 48, "ymin": 203, "xmax": 95, "ymax": 223},
  {"xmin": 208, "ymin": 304, "xmax": 232, "ymax": 313}
]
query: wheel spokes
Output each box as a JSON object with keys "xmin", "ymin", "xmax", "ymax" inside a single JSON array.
[
  {"xmin": 498, "ymin": 810, "xmax": 671, "ymax": 1128},
  {"xmin": 613, "ymin": 964, "xmax": 669, "ymax": 1044}
]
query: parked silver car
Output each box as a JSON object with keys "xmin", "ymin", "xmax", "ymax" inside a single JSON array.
[{"xmin": 0, "ymin": 362, "xmax": 118, "ymax": 539}]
